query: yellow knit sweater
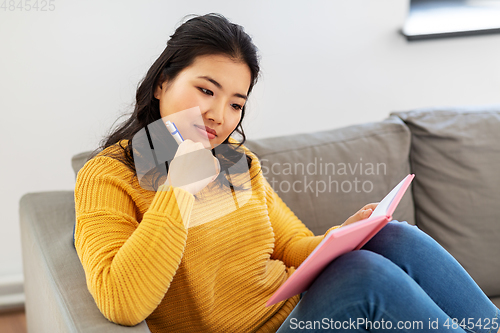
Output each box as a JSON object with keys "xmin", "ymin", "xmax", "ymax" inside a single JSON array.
[{"xmin": 74, "ymin": 139, "xmax": 340, "ymax": 332}]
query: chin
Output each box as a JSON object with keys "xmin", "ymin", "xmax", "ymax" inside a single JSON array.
[
  {"xmin": 207, "ymin": 140, "xmax": 219, "ymax": 150},
  {"xmin": 203, "ymin": 142, "xmax": 214, "ymax": 150}
]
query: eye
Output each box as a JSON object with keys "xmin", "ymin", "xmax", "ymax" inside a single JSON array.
[
  {"xmin": 231, "ymin": 104, "xmax": 243, "ymax": 111},
  {"xmin": 198, "ymin": 87, "xmax": 213, "ymax": 96}
]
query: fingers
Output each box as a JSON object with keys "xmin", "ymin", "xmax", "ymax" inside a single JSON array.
[
  {"xmin": 363, "ymin": 202, "xmax": 379, "ymax": 211},
  {"xmin": 360, "ymin": 207, "xmax": 373, "ymax": 218},
  {"xmin": 175, "ymin": 139, "xmax": 205, "ymax": 158},
  {"xmin": 342, "ymin": 216, "xmax": 356, "ymax": 227},
  {"xmin": 352, "ymin": 207, "xmax": 372, "ymax": 222},
  {"xmin": 342, "ymin": 202, "xmax": 379, "ymax": 227},
  {"xmin": 343, "ymin": 210, "xmax": 366, "ymax": 227},
  {"xmin": 359, "ymin": 203, "xmax": 378, "ymax": 218},
  {"xmin": 167, "ymin": 140, "xmax": 220, "ymax": 195}
]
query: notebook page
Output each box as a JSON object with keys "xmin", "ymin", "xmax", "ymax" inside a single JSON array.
[{"xmin": 370, "ymin": 176, "xmax": 407, "ymax": 218}]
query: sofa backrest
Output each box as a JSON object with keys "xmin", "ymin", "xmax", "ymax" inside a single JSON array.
[{"xmin": 392, "ymin": 106, "xmax": 500, "ymax": 298}]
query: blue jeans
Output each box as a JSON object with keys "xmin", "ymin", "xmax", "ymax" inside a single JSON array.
[{"xmin": 276, "ymin": 221, "xmax": 500, "ymax": 333}]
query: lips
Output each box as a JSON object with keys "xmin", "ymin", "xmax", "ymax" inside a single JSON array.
[{"xmin": 195, "ymin": 124, "xmax": 217, "ymax": 137}]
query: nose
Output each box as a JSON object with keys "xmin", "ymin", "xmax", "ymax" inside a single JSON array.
[{"xmin": 204, "ymin": 101, "xmax": 225, "ymax": 125}]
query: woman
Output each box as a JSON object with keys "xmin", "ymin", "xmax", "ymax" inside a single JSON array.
[{"xmin": 74, "ymin": 13, "xmax": 500, "ymax": 333}]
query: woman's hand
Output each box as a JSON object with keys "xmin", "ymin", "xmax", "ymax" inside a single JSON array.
[
  {"xmin": 165, "ymin": 139, "xmax": 220, "ymax": 195},
  {"xmin": 341, "ymin": 203, "xmax": 379, "ymax": 227}
]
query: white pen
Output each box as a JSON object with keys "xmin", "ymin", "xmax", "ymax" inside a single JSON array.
[{"xmin": 165, "ymin": 121, "xmax": 184, "ymax": 145}]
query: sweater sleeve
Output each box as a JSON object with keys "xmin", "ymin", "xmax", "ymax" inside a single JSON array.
[
  {"xmin": 263, "ymin": 177, "xmax": 342, "ymax": 269},
  {"xmin": 74, "ymin": 156, "xmax": 195, "ymax": 326}
]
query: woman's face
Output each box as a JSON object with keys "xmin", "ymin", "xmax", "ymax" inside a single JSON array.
[{"xmin": 154, "ymin": 54, "xmax": 251, "ymax": 149}]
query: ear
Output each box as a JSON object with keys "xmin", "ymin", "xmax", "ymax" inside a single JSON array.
[{"xmin": 154, "ymin": 83, "xmax": 163, "ymax": 100}]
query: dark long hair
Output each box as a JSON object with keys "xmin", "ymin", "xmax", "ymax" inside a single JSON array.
[{"xmin": 88, "ymin": 13, "xmax": 261, "ymax": 191}]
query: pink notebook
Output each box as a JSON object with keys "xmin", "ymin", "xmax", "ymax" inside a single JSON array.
[{"xmin": 266, "ymin": 174, "xmax": 415, "ymax": 307}]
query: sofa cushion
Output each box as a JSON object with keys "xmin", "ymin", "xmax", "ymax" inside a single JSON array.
[
  {"xmin": 245, "ymin": 116, "xmax": 414, "ymax": 236},
  {"xmin": 392, "ymin": 107, "xmax": 500, "ymax": 298}
]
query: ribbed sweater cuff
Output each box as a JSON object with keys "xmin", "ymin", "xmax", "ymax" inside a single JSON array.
[{"xmin": 150, "ymin": 184, "xmax": 195, "ymax": 229}]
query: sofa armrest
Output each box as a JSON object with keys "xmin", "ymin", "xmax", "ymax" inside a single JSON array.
[{"xmin": 20, "ymin": 191, "xmax": 151, "ymax": 333}]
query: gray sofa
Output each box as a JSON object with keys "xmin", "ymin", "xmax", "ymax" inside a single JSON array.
[{"xmin": 20, "ymin": 107, "xmax": 500, "ymax": 332}]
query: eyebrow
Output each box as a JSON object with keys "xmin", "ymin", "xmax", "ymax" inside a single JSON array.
[{"xmin": 197, "ymin": 75, "xmax": 248, "ymax": 100}]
